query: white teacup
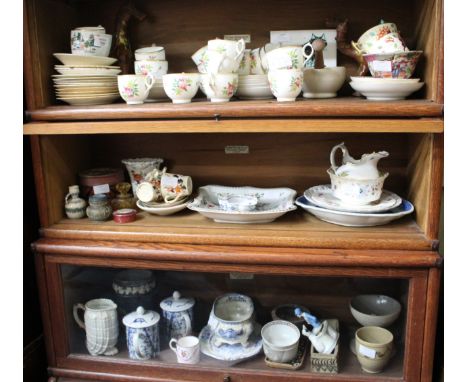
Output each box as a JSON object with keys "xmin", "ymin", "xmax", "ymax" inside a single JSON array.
[
  {"xmin": 134, "ymin": 46, "xmax": 165, "ymax": 61},
  {"xmin": 267, "ymin": 69, "xmax": 303, "ymax": 102},
  {"xmin": 207, "ymin": 38, "xmax": 245, "ymax": 61},
  {"xmin": 266, "ymin": 46, "xmax": 306, "ymax": 70},
  {"xmin": 206, "ymin": 50, "xmax": 241, "ymax": 74},
  {"xmin": 162, "ymin": 73, "xmax": 200, "ymax": 104},
  {"xmin": 249, "ymin": 48, "xmax": 265, "ymax": 75},
  {"xmin": 238, "ymin": 49, "xmax": 251, "ymax": 75},
  {"xmin": 71, "ymin": 26, "xmax": 112, "ymax": 57},
  {"xmin": 135, "ymin": 167, "xmax": 167, "ymax": 203},
  {"xmin": 191, "ymin": 45, "xmax": 209, "ymax": 72},
  {"xmin": 134, "ymin": 60, "xmax": 168, "ymax": 78},
  {"xmin": 169, "ymin": 336, "xmax": 200, "ymax": 364},
  {"xmin": 201, "ymin": 73, "xmax": 238, "ymax": 102},
  {"xmin": 118, "ymin": 74, "xmax": 154, "ymax": 105},
  {"xmin": 160, "ymin": 173, "xmax": 193, "ymax": 203}
]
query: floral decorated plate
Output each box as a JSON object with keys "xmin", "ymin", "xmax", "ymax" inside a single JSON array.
[
  {"xmin": 187, "ymin": 185, "xmax": 297, "ymax": 224},
  {"xmin": 304, "ymin": 185, "xmax": 401, "ymax": 213},
  {"xmin": 53, "ymin": 53, "xmax": 117, "ymax": 66},
  {"xmin": 199, "ymin": 322, "xmax": 263, "ymax": 361},
  {"xmin": 296, "ymin": 196, "xmax": 414, "ymax": 227},
  {"xmin": 136, "ymin": 199, "xmax": 189, "ymax": 216}
]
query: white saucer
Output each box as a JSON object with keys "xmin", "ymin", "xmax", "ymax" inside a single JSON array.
[
  {"xmin": 349, "ymin": 77, "xmax": 424, "ymax": 101},
  {"xmin": 136, "ymin": 199, "xmax": 189, "ymax": 216},
  {"xmin": 304, "ymin": 185, "xmax": 402, "ymax": 213},
  {"xmin": 296, "ymin": 196, "xmax": 414, "ymax": 227},
  {"xmin": 199, "ymin": 323, "xmax": 263, "ymax": 361},
  {"xmin": 53, "ymin": 53, "xmax": 118, "ymax": 66}
]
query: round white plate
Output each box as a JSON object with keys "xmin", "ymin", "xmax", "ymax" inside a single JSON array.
[
  {"xmin": 136, "ymin": 200, "xmax": 188, "ymax": 216},
  {"xmin": 296, "ymin": 196, "xmax": 413, "ymax": 227},
  {"xmin": 199, "ymin": 323, "xmax": 262, "ymax": 361},
  {"xmin": 57, "ymin": 94, "xmax": 120, "ymax": 106},
  {"xmin": 349, "ymin": 79, "xmax": 424, "ymax": 101},
  {"xmin": 53, "ymin": 53, "xmax": 118, "ymax": 66},
  {"xmin": 55, "ymin": 66, "xmax": 121, "ymax": 76},
  {"xmin": 304, "ymin": 185, "xmax": 402, "ymax": 213},
  {"xmin": 350, "ymin": 76, "xmax": 421, "ymax": 83}
]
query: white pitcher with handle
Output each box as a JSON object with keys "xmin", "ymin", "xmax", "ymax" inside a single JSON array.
[{"xmin": 73, "ymin": 298, "xmax": 119, "ymax": 356}]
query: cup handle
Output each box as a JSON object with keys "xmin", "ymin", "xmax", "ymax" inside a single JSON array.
[
  {"xmin": 133, "ymin": 329, "xmax": 148, "ymax": 360},
  {"xmin": 145, "ymin": 74, "xmax": 155, "ymax": 90},
  {"xmin": 73, "ymin": 303, "xmax": 86, "ymax": 330},
  {"xmin": 181, "ymin": 312, "xmax": 192, "ymax": 335},
  {"xmin": 169, "ymin": 338, "xmax": 178, "ymax": 353},
  {"xmin": 351, "ymin": 41, "xmax": 363, "ymax": 55},
  {"xmin": 330, "ymin": 142, "xmax": 346, "ymax": 172},
  {"xmin": 65, "ymin": 192, "xmax": 72, "ymax": 204},
  {"xmin": 302, "ymin": 43, "xmax": 314, "ymax": 67},
  {"xmin": 235, "ymin": 39, "xmax": 246, "ymax": 61}
]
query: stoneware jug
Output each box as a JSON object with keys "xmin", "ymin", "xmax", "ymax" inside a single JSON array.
[
  {"xmin": 64, "ymin": 185, "xmax": 87, "ymax": 219},
  {"xmin": 86, "ymin": 194, "xmax": 113, "ymax": 221},
  {"xmin": 123, "ymin": 306, "xmax": 160, "ymax": 360},
  {"xmin": 160, "ymin": 291, "xmax": 195, "ymax": 342},
  {"xmin": 73, "ymin": 298, "xmax": 119, "ymax": 356}
]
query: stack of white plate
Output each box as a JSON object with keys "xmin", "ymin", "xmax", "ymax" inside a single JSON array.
[
  {"xmin": 295, "ymin": 185, "xmax": 414, "ymax": 227},
  {"xmin": 349, "ymin": 76, "xmax": 424, "ymax": 101},
  {"xmin": 236, "ymin": 74, "xmax": 273, "ymax": 100},
  {"xmin": 52, "ymin": 53, "xmax": 121, "ymax": 106}
]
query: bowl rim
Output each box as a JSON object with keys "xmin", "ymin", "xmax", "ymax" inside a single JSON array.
[
  {"xmin": 350, "ymin": 294, "xmax": 402, "ymax": 317},
  {"xmin": 261, "ymin": 320, "xmax": 300, "ymax": 348}
]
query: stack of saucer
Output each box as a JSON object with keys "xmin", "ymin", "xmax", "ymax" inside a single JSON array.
[
  {"xmin": 52, "ymin": 55, "xmax": 120, "ymax": 106},
  {"xmin": 236, "ymin": 74, "xmax": 273, "ymax": 100},
  {"xmin": 136, "ymin": 198, "xmax": 189, "ymax": 216}
]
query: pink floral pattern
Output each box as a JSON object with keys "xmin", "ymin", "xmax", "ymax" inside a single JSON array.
[{"xmin": 172, "ymin": 78, "xmax": 193, "ymax": 95}]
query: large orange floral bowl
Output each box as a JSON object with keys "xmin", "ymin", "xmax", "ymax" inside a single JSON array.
[{"xmin": 363, "ymin": 51, "xmax": 422, "ymax": 79}]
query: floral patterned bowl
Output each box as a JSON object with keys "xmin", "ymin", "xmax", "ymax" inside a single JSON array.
[
  {"xmin": 363, "ymin": 51, "xmax": 422, "ymax": 79},
  {"xmin": 162, "ymin": 73, "xmax": 200, "ymax": 104}
]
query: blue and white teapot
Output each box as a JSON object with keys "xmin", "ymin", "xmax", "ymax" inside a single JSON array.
[
  {"xmin": 160, "ymin": 291, "xmax": 195, "ymax": 342},
  {"xmin": 122, "ymin": 306, "xmax": 160, "ymax": 360}
]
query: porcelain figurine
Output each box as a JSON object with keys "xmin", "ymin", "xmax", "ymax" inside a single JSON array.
[
  {"xmin": 86, "ymin": 194, "xmax": 113, "ymax": 221},
  {"xmin": 73, "ymin": 298, "xmax": 119, "ymax": 356},
  {"xmin": 295, "ymin": 308, "xmax": 339, "ymax": 355},
  {"xmin": 111, "ymin": 182, "xmax": 136, "ymax": 211},
  {"xmin": 64, "ymin": 185, "xmax": 87, "ymax": 219},
  {"xmin": 303, "ymin": 34, "xmax": 327, "ymax": 69},
  {"xmin": 208, "ymin": 293, "xmax": 255, "ymax": 348},
  {"xmin": 160, "ymin": 291, "xmax": 195, "ymax": 342},
  {"xmin": 123, "ymin": 306, "xmax": 160, "ymax": 360}
]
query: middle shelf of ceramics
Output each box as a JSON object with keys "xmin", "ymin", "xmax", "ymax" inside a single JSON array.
[{"xmin": 36, "ymin": 132, "xmax": 439, "ymax": 252}]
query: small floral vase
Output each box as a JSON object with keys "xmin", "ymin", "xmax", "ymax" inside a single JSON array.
[
  {"xmin": 86, "ymin": 194, "xmax": 112, "ymax": 221},
  {"xmin": 64, "ymin": 185, "xmax": 87, "ymax": 219}
]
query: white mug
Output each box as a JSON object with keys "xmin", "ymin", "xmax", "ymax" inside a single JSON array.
[
  {"xmin": 169, "ymin": 336, "xmax": 200, "ymax": 364},
  {"xmin": 118, "ymin": 74, "xmax": 154, "ymax": 105}
]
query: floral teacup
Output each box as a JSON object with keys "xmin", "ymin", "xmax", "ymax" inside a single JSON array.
[
  {"xmin": 160, "ymin": 173, "xmax": 193, "ymax": 203},
  {"xmin": 268, "ymin": 69, "xmax": 303, "ymax": 102},
  {"xmin": 118, "ymin": 74, "xmax": 154, "ymax": 105},
  {"xmin": 200, "ymin": 73, "xmax": 238, "ymax": 103},
  {"xmin": 162, "ymin": 73, "xmax": 200, "ymax": 104},
  {"xmin": 207, "ymin": 38, "xmax": 245, "ymax": 62},
  {"xmin": 134, "ymin": 60, "xmax": 168, "ymax": 78},
  {"xmin": 266, "ymin": 46, "xmax": 305, "ymax": 70}
]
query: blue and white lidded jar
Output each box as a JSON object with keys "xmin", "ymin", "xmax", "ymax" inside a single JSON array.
[
  {"xmin": 122, "ymin": 306, "xmax": 160, "ymax": 360},
  {"xmin": 160, "ymin": 291, "xmax": 195, "ymax": 342}
]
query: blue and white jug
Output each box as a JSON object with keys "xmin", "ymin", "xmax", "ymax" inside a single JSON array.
[
  {"xmin": 123, "ymin": 306, "xmax": 160, "ymax": 360},
  {"xmin": 160, "ymin": 291, "xmax": 195, "ymax": 343}
]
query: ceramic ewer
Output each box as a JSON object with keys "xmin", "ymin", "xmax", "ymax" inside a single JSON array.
[
  {"xmin": 64, "ymin": 185, "xmax": 87, "ymax": 218},
  {"xmin": 73, "ymin": 298, "xmax": 119, "ymax": 356},
  {"xmin": 160, "ymin": 291, "xmax": 195, "ymax": 342},
  {"xmin": 123, "ymin": 306, "xmax": 160, "ymax": 360}
]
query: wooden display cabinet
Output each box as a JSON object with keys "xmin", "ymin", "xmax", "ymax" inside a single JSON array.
[{"xmin": 24, "ymin": 0, "xmax": 443, "ymax": 381}]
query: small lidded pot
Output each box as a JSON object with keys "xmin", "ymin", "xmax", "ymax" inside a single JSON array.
[
  {"xmin": 160, "ymin": 291, "xmax": 195, "ymax": 342},
  {"xmin": 123, "ymin": 306, "xmax": 160, "ymax": 360},
  {"xmin": 111, "ymin": 182, "xmax": 136, "ymax": 211},
  {"xmin": 113, "ymin": 209, "xmax": 137, "ymax": 224},
  {"xmin": 64, "ymin": 185, "xmax": 87, "ymax": 219},
  {"xmin": 86, "ymin": 194, "xmax": 112, "ymax": 221}
]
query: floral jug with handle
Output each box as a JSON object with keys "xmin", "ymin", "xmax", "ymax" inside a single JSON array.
[
  {"xmin": 160, "ymin": 291, "xmax": 195, "ymax": 344},
  {"xmin": 330, "ymin": 142, "xmax": 389, "ymax": 180}
]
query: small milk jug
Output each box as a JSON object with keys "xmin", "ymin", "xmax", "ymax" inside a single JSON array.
[
  {"xmin": 160, "ymin": 291, "xmax": 195, "ymax": 342},
  {"xmin": 73, "ymin": 298, "xmax": 119, "ymax": 356},
  {"xmin": 64, "ymin": 185, "xmax": 87, "ymax": 219},
  {"xmin": 123, "ymin": 306, "xmax": 160, "ymax": 360}
]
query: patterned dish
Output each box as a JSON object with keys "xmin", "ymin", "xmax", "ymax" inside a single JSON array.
[
  {"xmin": 304, "ymin": 185, "xmax": 401, "ymax": 213},
  {"xmin": 295, "ymin": 196, "xmax": 413, "ymax": 227},
  {"xmin": 136, "ymin": 199, "xmax": 189, "ymax": 216},
  {"xmin": 187, "ymin": 185, "xmax": 297, "ymax": 224}
]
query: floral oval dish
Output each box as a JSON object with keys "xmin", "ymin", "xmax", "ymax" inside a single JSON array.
[
  {"xmin": 304, "ymin": 185, "xmax": 402, "ymax": 213},
  {"xmin": 187, "ymin": 185, "xmax": 297, "ymax": 224},
  {"xmin": 136, "ymin": 199, "xmax": 189, "ymax": 216},
  {"xmin": 295, "ymin": 196, "xmax": 414, "ymax": 227},
  {"xmin": 199, "ymin": 322, "xmax": 263, "ymax": 361}
]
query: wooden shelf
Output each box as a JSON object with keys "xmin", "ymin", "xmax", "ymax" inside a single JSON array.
[
  {"xmin": 26, "ymin": 98, "xmax": 443, "ymax": 123},
  {"xmin": 38, "ymin": 210, "xmax": 436, "ymax": 254}
]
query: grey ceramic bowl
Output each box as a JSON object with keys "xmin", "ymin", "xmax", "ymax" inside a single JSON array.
[{"xmin": 350, "ymin": 294, "xmax": 401, "ymax": 327}]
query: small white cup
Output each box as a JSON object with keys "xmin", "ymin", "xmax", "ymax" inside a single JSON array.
[
  {"xmin": 268, "ymin": 69, "xmax": 303, "ymax": 102},
  {"xmin": 162, "ymin": 73, "xmax": 200, "ymax": 104},
  {"xmin": 118, "ymin": 74, "xmax": 154, "ymax": 105},
  {"xmin": 200, "ymin": 73, "xmax": 238, "ymax": 102},
  {"xmin": 169, "ymin": 336, "xmax": 200, "ymax": 364},
  {"xmin": 207, "ymin": 38, "xmax": 245, "ymax": 62},
  {"xmin": 134, "ymin": 46, "xmax": 165, "ymax": 61},
  {"xmin": 134, "ymin": 60, "xmax": 168, "ymax": 78},
  {"xmin": 266, "ymin": 46, "xmax": 305, "ymax": 70}
]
